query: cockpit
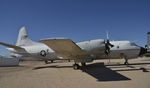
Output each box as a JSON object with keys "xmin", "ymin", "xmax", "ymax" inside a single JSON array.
[{"xmin": 130, "ymin": 42, "xmax": 138, "ymax": 46}]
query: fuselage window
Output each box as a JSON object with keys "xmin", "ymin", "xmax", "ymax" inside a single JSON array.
[{"xmin": 117, "ymin": 46, "xmax": 119, "ymax": 48}]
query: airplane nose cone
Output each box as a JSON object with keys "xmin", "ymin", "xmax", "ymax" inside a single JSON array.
[{"xmin": 139, "ymin": 47, "xmax": 147, "ymax": 56}]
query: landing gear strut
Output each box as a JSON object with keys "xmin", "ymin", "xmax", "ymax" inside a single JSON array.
[
  {"xmin": 81, "ymin": 62, "xmax": 86, "ymax": 67},
  {"xmin": 44, "ymin": 60, "xmax": 54, "ymax": 64},
  {"xmin": 50, "ymin": 60, "xmax": 53, "ymax": 63},
  {"xmin": 73, "ymin": 62, "xmax": 87, "ymax": 70},
  {"xmin": 44, "ymin": 60, "xmax": 48, "ymax": 64},
  {"xmin": 124, "ymin": 58, "xmax": 129, "ymax": 65}
]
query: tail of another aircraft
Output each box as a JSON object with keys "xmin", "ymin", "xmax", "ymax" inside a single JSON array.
[{"xmin": 16, "ymin": 27, "xmax": 38, "ymax": 46}]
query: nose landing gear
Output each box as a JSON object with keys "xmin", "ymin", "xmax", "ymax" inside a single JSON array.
[
  {"xmin": 73, "ymin": 62, "xmax": 87, "ymax": 70},
  {"xmin": 124, "ymin": 58, "xmax": 129, "ymax": 65},
  {"xmin": 120, "ymin": 53, "xmax": 129, "ymax": 65}
]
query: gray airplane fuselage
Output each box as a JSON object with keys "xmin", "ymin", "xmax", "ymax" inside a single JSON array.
[{"xmin": 8, "ymin": 39, "xmax": 142, "ymax": 61}]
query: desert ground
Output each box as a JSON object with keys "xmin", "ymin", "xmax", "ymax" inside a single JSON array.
[{"xmin": 0, "ymin": 57, "xmax": 150, "ymax": 88}]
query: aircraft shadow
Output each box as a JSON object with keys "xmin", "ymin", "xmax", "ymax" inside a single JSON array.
[
  {"xmin": 113, "ymin": 67, "xmax": 149, "ymax": 72},
  {"xmin": 33, "ymin": 62, "xmax": 150, "ymax": 82},
  {"xmin": 81, "ymin": 63, "xmax": 131, "ymax": 82},
  {"xmin": 105, "ymin": 62, "xmax": 150, "ymax": 66},
  {"xmin": 33, "ymin": 65, "xmax": 73, "ymax": 70}
]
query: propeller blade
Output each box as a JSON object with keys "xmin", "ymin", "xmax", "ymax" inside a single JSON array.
[
  {"xmin": 105, "ymin": 31, "xmax": 114, "ymax": 55},
  {"xmin": 106, "ymin": 31, "xmax": 109, "ymax": 41}
]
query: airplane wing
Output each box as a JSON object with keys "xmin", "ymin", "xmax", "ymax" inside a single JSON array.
[
  {"xmin": 0, "ymin": 42, "xmax": 23, "ymax": 50},
  {"xmin": 39, "ymin": 38, "xmax": 87, "ymax": 60},
  {"xmin": 0, "ymin": 42, "xmax": 34, "ymax": 57}
]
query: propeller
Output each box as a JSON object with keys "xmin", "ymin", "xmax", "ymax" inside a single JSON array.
[{"xmin": 105, "ymin": 31, "xmax": 114, "ymax": 55}]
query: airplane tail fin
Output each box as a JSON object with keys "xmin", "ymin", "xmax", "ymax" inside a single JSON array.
[{"xmin": 16, "ymin": 27, "xmax": 37, "ymax": 46}]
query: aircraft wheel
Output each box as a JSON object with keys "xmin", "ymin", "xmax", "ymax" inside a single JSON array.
[
  {"xmin": 44, "ymin": 60, "xmax": 48, "ymax": 64},
  {"xmin": 51, "ymin": 60, "xmax": 53, "ymax": 63},
  {"xmin": 124, "ymin": 62, "xmax": 127, "ymax": 65},
  {"xmin": 81, "ymin": 62, "xmax": 86, "ymax": 67},
  {"xmin": 124, "ymin": 62, "xmax": 129, "ymax": 65},
  {"xmin": 73, "ymin": 64, "xmax": 80, "ymax": 70},
  {"xmin": 124, "ymin": 58, "xmax": 129, "ymax": 65}
]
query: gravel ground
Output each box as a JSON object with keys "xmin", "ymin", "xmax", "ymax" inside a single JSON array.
[{"xmin": 0, "ymin": 57, "xmax": 150, "ymax": 88}]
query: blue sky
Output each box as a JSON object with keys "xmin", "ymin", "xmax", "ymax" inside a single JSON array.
[{"xmin": 0, "ymin": 0, "xmax": 150, "ymax": 55}]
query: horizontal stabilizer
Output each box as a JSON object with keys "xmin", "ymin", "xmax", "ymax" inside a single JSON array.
[
  {"xmin": 0, "ymin": 42, "xmax": 23, "ymax": 50},
  {"xmin": 39, "ymin": 38, "xmax": 87, "ymax": 59}
]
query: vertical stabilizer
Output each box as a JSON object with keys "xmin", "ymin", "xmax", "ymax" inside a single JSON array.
[{"xmin": 16, "ymin": 27, "xmax": 37, "ymax": 46}]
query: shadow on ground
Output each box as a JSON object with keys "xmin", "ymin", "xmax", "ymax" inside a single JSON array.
[
  {"xmin": 81, "ymin": 63, "xmax": 131, "ymax": 82},
  {"xmin": 33, "ymin": 65, "xmax": 73, "ymax": 70},
  {"xmin": 105, "ymin": 62, "xmax": 150, "ymax": 66},
  {"xmin": 33, "ymin": 62, "xmax": 150, "ymax": 82}
]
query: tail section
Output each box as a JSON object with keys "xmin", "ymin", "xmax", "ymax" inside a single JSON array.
[{"xmin": 16, "ymin": 27, "xmax": 37, "ymax": 46}]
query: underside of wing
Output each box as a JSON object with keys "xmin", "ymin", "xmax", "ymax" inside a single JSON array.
[{"xmin": 39, "ymin": 38, "xmax": 87, "ymax": 60}]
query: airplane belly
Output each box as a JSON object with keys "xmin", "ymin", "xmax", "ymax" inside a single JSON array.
[{"xmin": 110, "ymin": 49, "xmax": 140, "ymax": 59}]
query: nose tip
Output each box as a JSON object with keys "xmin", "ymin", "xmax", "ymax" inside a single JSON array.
[{"xmin": 139, "ymin": 47, "xmax": 147, "ymax": 56}]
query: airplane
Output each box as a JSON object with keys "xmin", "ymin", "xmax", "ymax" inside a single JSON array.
[
  {"xmin": 0, "ymin": 27, "xmax": 147, "ymax": 69},
  {"xmin": 144, "ymin": 32, "xmax": 150, "ymax": 56}
]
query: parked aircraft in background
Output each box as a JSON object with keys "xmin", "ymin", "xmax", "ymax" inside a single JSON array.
[
  {"xmin": 0, "ymin": 27, "xmax": 147, "ymax": 69},
  {"xmin": 144, "ymin": 32, "xmax": 150, "ymax": 56}
]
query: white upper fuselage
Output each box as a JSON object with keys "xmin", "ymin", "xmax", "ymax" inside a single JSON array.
[{"xmin": 77, "ymin": 40, "xmax": 141, "ymax": 59}]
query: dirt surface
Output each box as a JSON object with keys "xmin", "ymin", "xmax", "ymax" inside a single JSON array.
[{"xmin": 0, "ymin": 57, "xmax": 150, "ymax": 88}]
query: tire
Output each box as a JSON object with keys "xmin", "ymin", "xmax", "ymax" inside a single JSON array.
[
  {"xmin": 81, "ymin": 63, "xmax": 86, "ymax": 67},
  {"xmin": 73, "ymin": 64, "xmax": 79, "ymax": 70},
  {"xmin": 44, "ymin": 60, "xmax": 48, "ymax": 64}
]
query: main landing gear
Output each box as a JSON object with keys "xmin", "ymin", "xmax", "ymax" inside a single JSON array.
[
  {"xmin": 44, "ymin": 60, "xmax": 48, "ymax": 64},
  {"xmin": 50, "ymin": 60, "xmax": 54, "ymax": 63},
  {"xmin": 120, "ymin": 53, "xmax": 129, "ymax": 65},
  {"xmin": 81, "ymin": 62, "xmax": 86, "ymax": 67},
  {"xmin": 73, "ymin": 62, "xmax": 86, "ymax": 70},
  {"xmin": 44, "ymin": 60, "xmax": 54, "ymax": 64},
  {"xmin": 73, "ymin": 64, "xmax": 80, "ymax": 70}
]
